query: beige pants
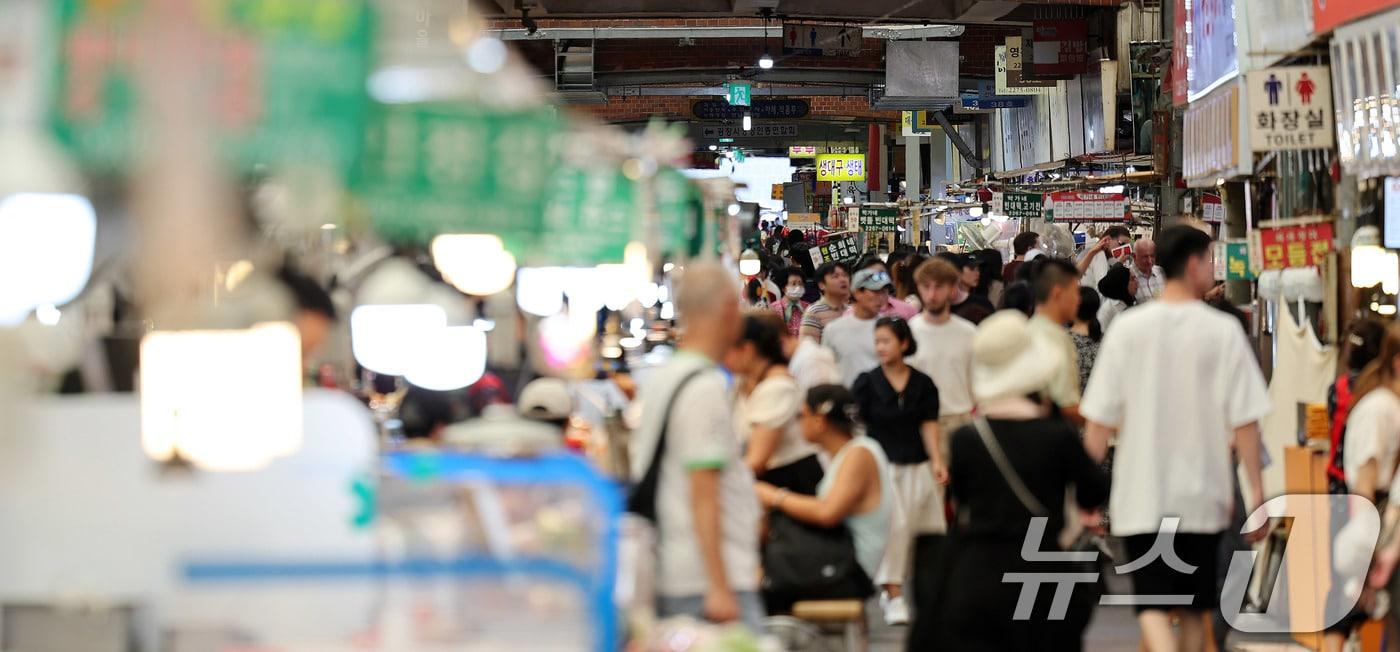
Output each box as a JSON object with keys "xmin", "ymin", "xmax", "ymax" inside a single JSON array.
[
  {"xmin": 877, "ymin": 462, "xmax": 942, "ymax": 586},
  {"xmin": 877, "ymin": 413, "xmax": 971, "ymax": 587}
]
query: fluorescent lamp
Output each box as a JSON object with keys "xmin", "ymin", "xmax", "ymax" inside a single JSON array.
[
  {"xmin": 743, "ymin": 114, "xmax": 752, "ymax": 131},
  {"xmin": 758, "ymin": 53, "xmax": 774, "ymax": 69},
  {"xmin": 432, "ymin": 234, "xmax": 517, "ymax": 296},
  {"xmin": 1098, "ymin": 185, "xmax": 1125, "ymax": 194},
  {"xmin": 140, "ymin": 322, "xmax": 303, "ymax": 472},
  {"xmin": 517, "ymin": 267, "xmax": 567, "ymax": 317}
]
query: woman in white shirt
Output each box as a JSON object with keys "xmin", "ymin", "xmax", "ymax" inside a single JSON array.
[
  {"xmin": 1095, "ymin": 264, "xmax": 1138, "ymax": 333},
  {"xmin": 756, "ymin": 383, "xmax": 891, "ymax": 583},
  {"xmin": 727, "ymin": 311, "xmax": 825, "ymax": 494}
]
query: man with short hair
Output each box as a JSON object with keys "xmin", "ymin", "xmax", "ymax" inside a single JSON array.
[
  {"xmin": 908, "ymin": 257, "xmax": 978, "ymax": 451},
  {"xmin": 1027, "ymin": 258, "xmax": 1084, "ymax": 425},
  {"xmin": 947, "ymin": 253, "xmax": 994, "ymax": 325},
  {"xmin": 630, "ymin": 262, "xmax": 765, "ymax": 632},
  {"xmin": 1129, "ymin": 238, "xmax": 1165, "ymax": 303},
  {"xmin": 824, "ymin": 268, "xmax": 890, "ymax": 386},
  {"xmin": 799, "ymin": 261, "xmax": 850, "ymax": 341},
  {"xmin": 1079, "ymin": 225, "xmax": 1133, "ymax": 296},
  {"xmin": 1002, "ymin": 231, "xmax": 1041, "ymax": 283},
  {"xmin": 1082, "ymin": 225, "xmax": 1269, "ymax": 652}
]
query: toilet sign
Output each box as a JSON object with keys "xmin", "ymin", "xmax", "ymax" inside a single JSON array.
[{"xmin": 1245, "ymin": 66, "xmax": 1334, "ymax": 150}]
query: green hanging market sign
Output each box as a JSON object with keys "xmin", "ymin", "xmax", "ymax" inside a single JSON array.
[
  {"xmin": 359, "ymin": 103, "xmax": 702, "ymax": 265},
  {"xmin": 49, "ymin": 0, "xmax": 374, "ymax": 176}
]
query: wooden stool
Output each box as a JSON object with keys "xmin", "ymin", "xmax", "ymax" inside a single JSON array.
[{"xmin": 792, "ymin": 599, "xmax": 867, "ymax": 652}]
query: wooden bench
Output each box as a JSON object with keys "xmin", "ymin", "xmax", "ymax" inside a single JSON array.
[{"xmin": 791, "ymin": 599, "xmax": 867, "ymax": 652}]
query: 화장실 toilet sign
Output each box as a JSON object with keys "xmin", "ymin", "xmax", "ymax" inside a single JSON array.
[{"xmin": 1245, "ymin": 66, "xmax": 1334, "ymax": 151}]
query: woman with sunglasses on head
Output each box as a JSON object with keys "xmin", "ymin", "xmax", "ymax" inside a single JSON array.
[{"xmin": 851, "ymin": 316, "xmax": 943, "ymax": 626}]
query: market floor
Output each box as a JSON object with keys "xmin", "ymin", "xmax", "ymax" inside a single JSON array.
[{"xmin": 865, "ymin": 607, "xmax": 1315, "ymax": 651}]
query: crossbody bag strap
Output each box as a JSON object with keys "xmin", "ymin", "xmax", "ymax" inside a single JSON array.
[
  {"xmin": 628, "ymin": 368, "xmax": 706, "ymax": 518},
  {"xmin": 972, "ymin": 416, "xmax": 1049, "ymax": 517}
]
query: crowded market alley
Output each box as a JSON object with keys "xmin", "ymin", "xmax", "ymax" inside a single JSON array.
[{"xmin": 4, "ymin": 0, "xmax": 1400, "ymax": 650}]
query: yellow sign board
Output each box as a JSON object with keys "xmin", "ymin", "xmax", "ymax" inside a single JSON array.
[
  {"xmin": 771, "ymin": 183, "xmax": 784, "ymax": 200},
  {"xmin": 788, "ymin": 145, "xmax": 818, "ymax": 158},
  {"xmin": 816, "ymin": 154, "xmax": 867, "ymax": 181}
]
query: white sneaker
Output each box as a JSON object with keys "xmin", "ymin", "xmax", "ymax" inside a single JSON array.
[{"xmin": 880, "ymin": 592, "xmax": 910, "ymax": 626}]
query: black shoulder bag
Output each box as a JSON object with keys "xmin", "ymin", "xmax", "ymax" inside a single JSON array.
[
  {"xmin": 626, "ymin": 369, "xmax": 705, "ymax": 522},
  {"xmin": 760, "ymin": 511, "xmax": 874, "ymax": 605}
]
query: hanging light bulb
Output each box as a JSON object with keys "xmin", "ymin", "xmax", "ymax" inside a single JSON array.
[
  {"xmin": 739, "ymin": 248, "xmax": 762, "ymax": 277},
  {"xmin": 1351, "ymin": 226, "xmax": 1400, "ymax": 294},
  {"xmin": 517, "ymin": 267, "xmax": 568, "ymax": 317},
  {"xmin": 350, "ymin": 304, "xmax": 449, "ymax": 375},
  {"xmin": 742, "ymin": 113, "xmax": 752, "ymax": 131},
  {"xmin": 758, "ymin": 52, "xmax": 774, "ymax": 69},
  {"xmin": 728, "ymin": 203, "xmax": 742, "ymax": 216},
  {"xmin": 431, "ymin": 234, "xmax": 517, "ymax": 296},
  {"xmin": 403, "ymin": 325, "xmax": 486, "ymax": 390},
  {"xmin": 140, "ymin": 322, "xmax": 303, "ymax": 472}
]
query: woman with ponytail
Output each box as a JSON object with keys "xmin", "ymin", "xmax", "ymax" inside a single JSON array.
[{"xmin": 1344, "ymin": 322, "xmax": 1400, "ymax": 504}]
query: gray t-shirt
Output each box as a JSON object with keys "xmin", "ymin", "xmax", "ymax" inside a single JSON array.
[{"xmin": 823, "ymin": 314, "xmax": 879, "ymax": 387}]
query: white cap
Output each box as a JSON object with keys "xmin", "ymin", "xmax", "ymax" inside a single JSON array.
[{"xmin": 517, "ymin": 377, "xmax": 573, "ymax": 421}]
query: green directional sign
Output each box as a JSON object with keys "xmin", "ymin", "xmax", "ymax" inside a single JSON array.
[
  {"xmin": 727, "ymin": 81, "xmax": 753, "ymax": 107},
  {"xmin": 50, "ymin": 0, "xmax": 374, "ymax": 177}
]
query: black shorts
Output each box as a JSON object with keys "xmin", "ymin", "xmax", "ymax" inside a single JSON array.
[{"xmin": 1117, "ymin": 532, "xmax": 1222, "ymax": 613}]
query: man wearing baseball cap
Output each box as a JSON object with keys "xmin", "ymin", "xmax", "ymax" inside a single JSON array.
[{"xmin": 824, "ymin": 267, "xmax": 893, "ymax": 386}]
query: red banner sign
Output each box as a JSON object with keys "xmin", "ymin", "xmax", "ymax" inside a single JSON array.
[
  {"xmin": 1257, "ymin": 222, "xmax": 1335, "ymax": 269},
  {"xmin": 1029, "ymin": 20, "xmax": 1089, "ymax": 78},
  {"xmin": 1170, "ymin": 0, "xmax": 1189, "ymax": 105},
  {"xmin": 1313, "ymin": 0, "xmax": 1400, "ymax": 35}
]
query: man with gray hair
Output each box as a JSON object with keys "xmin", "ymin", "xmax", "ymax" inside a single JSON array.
[
  {"xmin": 1129, "ymin": 238, "xmax": 1165, "ymax": 304},
  {"xmin": 629, "ymin": 262, "xmax": 765, "ymax": 631}
]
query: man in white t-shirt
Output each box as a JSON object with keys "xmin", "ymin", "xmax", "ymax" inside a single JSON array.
[
  {"xmin": 1027, "ymin": 257, "xmax": 1085, "ymax": 425},
  {"xmin": 823, "ymin": 268, "xmax": 890, "ymax": 387},
  {"xmin": 628, "ymin": 262, "xmax": 764, "ymax": 632},
  {"xmin": 1082, "ymin": 225, "xmax": 1269, "ymax": 652},
  {"xmin": 907, "ymin": 257, "xmax": 977, "ymax": 441},
  {"xmin": 1078, "ymin": 225, "xmax": 1132, "ymax": 297}
]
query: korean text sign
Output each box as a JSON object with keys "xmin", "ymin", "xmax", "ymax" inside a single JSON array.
[
  {"xmin": 1043, "ymin": 191, "xmax": 1128, "ymax": 223},
  {"xmin": 1245, "ymin": 67, "xmax": 1334, "ymax": 150},
  {"xmin": 1257, "ymin": 222, "xmax": 1335, "ymax": 270},
  {"xmin": 816, "ymin": 154, "xmax": 867, "ymax": 181},
  {"xmin": 858, "ymin": 206, "xmax": 898, "ymax": 233}
]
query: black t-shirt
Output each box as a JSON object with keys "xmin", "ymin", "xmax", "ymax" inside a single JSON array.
[
  {"xmin": 952, "ymin": 294, "xmax": 995, "ymax": 325},
  {"xmin": 852, "ymin": 366, "xmax": 940, "ymax": 465},
  {"xmin": 948, "ymin": 418, "xmax": 1109, "ymax": 540}
]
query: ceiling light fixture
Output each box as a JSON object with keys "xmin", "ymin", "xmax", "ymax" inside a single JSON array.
[
  {"xmin": 742, "ymin": 113, "xmax": 752, "ymax": 131},
  {"xmin": 758, "ymin": 9, "xmax": 775, "ymax": 70}
]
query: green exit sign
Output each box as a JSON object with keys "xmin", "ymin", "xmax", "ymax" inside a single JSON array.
[{"xmin": 727, "ymin": 81, "xmax": 752, "ymax": 107}]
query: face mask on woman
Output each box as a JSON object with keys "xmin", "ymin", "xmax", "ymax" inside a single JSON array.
[{"xmin": 786, "ymin": 286, "xmax": 805, "ymax": 300}]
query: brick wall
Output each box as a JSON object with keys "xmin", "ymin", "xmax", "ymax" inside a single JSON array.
[
  {"xmin": 568, "ymin": 94, "xmax": 901, "ymax": 123},
  {"xmin": 958, "ymin": 24, "xmax": 1023, "ymax": 77}
]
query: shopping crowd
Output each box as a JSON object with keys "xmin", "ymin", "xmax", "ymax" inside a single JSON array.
[{"xmin": 629, "ymin": 223, "xmax": 1302, "ymax": 651}]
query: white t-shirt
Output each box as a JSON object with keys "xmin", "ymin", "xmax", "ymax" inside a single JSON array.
[
  {"xmin": 906, "ymin": 313, "xmax": 977, "ymax": 416},
  {"xmin": 823, "ymin": 314, "xmax": 879, "ymax": 387},
  {"xmin": 1345, "ymin": 388, "xmax": 1400, "ymax": 492},
  {"xmin": 1081, "ymin": 300, "xmax": 1270, "ymax": 536},
  {"xmin": 789, "ymin": 337, "xmax": 840, "ymax": 393},
  {"xmin": 1097, "ymin": 299, "xmax": 1130, "ymax": 333},
  {"xmin": 629, "ymin": 351, "xmax": 761, "ymax": 597},
  {"xmin": 1131, "ymin": 265, "xmax": 1165, "ymax": 303},
  {"xmin": 732, "ymin": 375, "xmax": 820, "ymax": 470},
  {"xmin": 1081, "ymin": 252, "xmax": 1111, "ymax": 296}
]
